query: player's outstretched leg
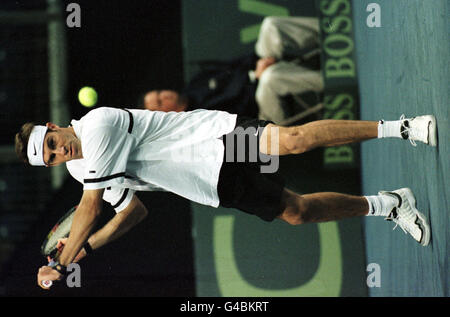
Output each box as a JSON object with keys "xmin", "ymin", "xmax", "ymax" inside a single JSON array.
[
  {"xmin": 260, "ymin": 114, "xmax": 437, "ymax": 155},
  {"xmin": 261, "ymin": 120, "xmax": 378, "ymax": 155},
  {"xmin": 277, "ymin": 187, "xmax": 430, "ymax": 246}
]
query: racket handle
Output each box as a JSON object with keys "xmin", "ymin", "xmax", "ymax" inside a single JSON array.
[
  {"xmin": 42, "ymin": 280, "xmax": 53, "ymax": 288},
  {"xmin": 41, "ymin": 258, "xmax": 58, "ymax": 288}
]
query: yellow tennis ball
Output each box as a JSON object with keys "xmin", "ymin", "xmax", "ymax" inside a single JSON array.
[{"xmin": 78, "ymin": 86, "xmax": 98, "ymax": 107}]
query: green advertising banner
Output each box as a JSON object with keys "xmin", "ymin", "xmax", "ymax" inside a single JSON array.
[{"xmin": 317, "ymin": 0, "xmax": 361, "ymax": 169}]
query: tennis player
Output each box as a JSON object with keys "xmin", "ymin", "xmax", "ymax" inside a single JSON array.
[{"xmin": 15, "ymin": 107, "xmax": 437, "ymax": 289}]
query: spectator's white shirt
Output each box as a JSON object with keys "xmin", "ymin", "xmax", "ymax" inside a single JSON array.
[{"xmin": 66, "ymin": 107, "xmax": 237, "ymax": 212}]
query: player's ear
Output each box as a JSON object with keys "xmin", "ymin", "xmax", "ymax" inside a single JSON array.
[{"xmin": 46, "ymin": 122, "xmax": 60, "ymax": 130}]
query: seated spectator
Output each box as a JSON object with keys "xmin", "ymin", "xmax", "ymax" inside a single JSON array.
[{"xmin": 140, "ymin": 16, "xmax": 323, "ymax": 125}]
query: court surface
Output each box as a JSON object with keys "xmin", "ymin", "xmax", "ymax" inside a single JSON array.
[{"xmin": 354, "ymin": 0, "xmax": 449, "ymax": 296}]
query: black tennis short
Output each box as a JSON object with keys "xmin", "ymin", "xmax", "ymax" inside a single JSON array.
[{"xmin": 217, "ymin": 116, "xmax": 285, "ymax": 222}]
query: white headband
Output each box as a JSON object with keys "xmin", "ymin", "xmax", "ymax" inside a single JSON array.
[{"xmin": 27, "ymin": 125, "xmax": 48, "ymax": 166}]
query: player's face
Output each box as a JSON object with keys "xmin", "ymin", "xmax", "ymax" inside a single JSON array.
[
  {"xmin": 42, "ymin": 124, "xmax": 83, "ymax": 167},
  {"xmin": 144, "ymin": 90, "xmax": 184, "ymax": 112}
]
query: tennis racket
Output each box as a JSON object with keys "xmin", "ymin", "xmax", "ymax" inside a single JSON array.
[{"xmin": 40, "ymin": 205, "xmax": 77, "ymax": 288}]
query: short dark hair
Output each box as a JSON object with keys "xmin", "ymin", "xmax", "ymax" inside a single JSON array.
[{"xmin": 15, "ymin": 122, "xmax": 35, "ymax": 165}]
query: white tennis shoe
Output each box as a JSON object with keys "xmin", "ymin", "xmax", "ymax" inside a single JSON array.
[
  {"xmin": 400, "ymin": 114, "xmax": 437, "ymax": 147},
  {"xmin": 379, "ymin": 188, "xmax": 431, "ymax": 246}
]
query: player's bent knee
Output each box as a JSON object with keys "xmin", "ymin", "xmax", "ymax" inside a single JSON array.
[
  {"xmin": 278, "ymin": 209, "xmax": 306, "ymax": 225},
  {"xmin": 278, "ymin": 190, "xmax": 308, "ymax": 225},
  {"xmin": 281, "ymin": 127, "xmax": 311, "ymax": 155},
  {"xmin": 285, "ymin": 214, "xmax": 305, "ymax": 225}
]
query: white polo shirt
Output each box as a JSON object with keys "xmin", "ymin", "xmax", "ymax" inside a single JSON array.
[{"xmin": 66, "ymin": 107, "xmax": 237, "ymax": 212}]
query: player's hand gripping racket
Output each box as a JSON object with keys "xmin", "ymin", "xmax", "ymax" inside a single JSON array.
[{"xmin": 39, "ymin": 206, "xmax": 77, "ymax": 288}]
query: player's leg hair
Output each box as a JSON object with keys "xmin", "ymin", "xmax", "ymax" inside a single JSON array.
[
  {"xmin": 260, "ymin": 120, "xmax": 378, "ymax": 155},
  {"xmin": 277, "ymin": 188, "xmax": 369, "ymax": 225}
]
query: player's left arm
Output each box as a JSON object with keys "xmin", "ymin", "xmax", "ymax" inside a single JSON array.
[
  {"xmin": 66, "ymin": 194, "xmax": 148, "ymax": 262},
  {"xmin": 57, "ymin": 188, "xmax": 104, "ymax": 266},
  {"xmin": 88, "ymin": 194, "xmax": 148, "ymax": 249}
]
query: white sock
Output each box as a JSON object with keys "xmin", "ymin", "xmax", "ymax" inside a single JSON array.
[
  {"xmin": 377, "ymin": 120, "xmax": 403, "ymax": 138},
  {"xmin": 364, "ymin": 194, "xmax": 399, "ymax": 217}
]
